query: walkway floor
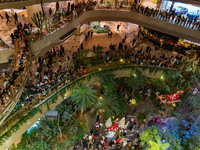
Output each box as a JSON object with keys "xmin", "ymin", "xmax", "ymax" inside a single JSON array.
[
  {"xmin": 0, "ymin": 9, "xmax": 28, "ymax": 47},
  {"xmin": 0, "ymin": 19, "xmax": 189, "ymax": 149}
]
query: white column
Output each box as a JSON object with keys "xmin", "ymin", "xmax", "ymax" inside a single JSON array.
[
  {"xmin": 26, "ymin": 4, "xmax": 42, "ymax": 24},
  {"xmin": 10, "ymin": 9, "xmax": 15, "ymax": 15}
]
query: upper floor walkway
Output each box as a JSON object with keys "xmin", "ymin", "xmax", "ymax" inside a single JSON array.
[
  {"xmin": 0, "ymin": 0, "xmax": 199, "ymax": 9},
  {"xmin": 0, "ymin": 5, "xmax": 199, "ymax": 125},
  {"xmin": 0, "ymin": 62, "xmax": 177, "ymax": 149},
  {"xmin": 30, "ymin": 9, "xmax": 200, "ymax": 58}
]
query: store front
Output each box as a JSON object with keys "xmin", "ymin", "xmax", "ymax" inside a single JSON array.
[
  {"xmin": 95, "ymin": 0, "xmax": 161, "ymax": 8},
  {"xmin": 140, "ymin": 27, "xmax": 200, "ymax": 56},
  {"xmin": 142, "ymin": 0, "xmax": 161, "ymax": 9}
]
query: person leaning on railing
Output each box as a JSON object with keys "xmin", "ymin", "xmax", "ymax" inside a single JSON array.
[
  {"xmin": 0, "ymin": 48, "xmax": 28, "ymax": 108},
  {"xmin": 130, "ymin": 3, "xmax": 200, "ymax": 31}
]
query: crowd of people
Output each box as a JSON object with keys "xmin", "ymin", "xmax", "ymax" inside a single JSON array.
[
  {"xmin": 0, "ymin": 0, "xmax": 199, "ymax": 129},
  {"xmin": 0, "ymin": 42, "xmax": 29, "ymax": 108},
  {"xmin": 73, "ymin": 115, "xmax": 141, "ymax": 150},
  {"xmin": 20, "ymin": 29, "xmax": 187, "ymax": 109},
  {"xmin": 0, "ymin": 11, "xmax": 31, "ymax": 109},
  {"xmin": 106, "ymin": 35, "xmax": 184, "ymax": 69},
  {"xmin": 131, "ymin": 2, "xmax": 200, "ymax": 30},
  {"xmin": 26, "ymin": 44, "xmax": 88, "ymax": 105}
]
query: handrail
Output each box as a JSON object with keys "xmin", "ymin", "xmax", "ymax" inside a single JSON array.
[
  {"xmin": 28, "ymin": 10, "xmax": 81, "ymax": 42},
  {"xmin": 0, "ymin": 60, "xmax": 178, "ymax": 135},
  {"xmin": 0, "ymin": 40, "xmax": 19, "ymax": 85},
  {"xmin": 0, "ymin": 1, "xmax": 199, "ymax": 137},
  {"xmin": 0, "ymin": 40, "xmax": 31, "ymax": 123},
  {"xmin": 28, "ymin": 6, "xmax": 200, "ymax": 43}
]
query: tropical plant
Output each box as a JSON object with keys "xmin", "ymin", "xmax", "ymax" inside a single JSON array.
[
  {"xmin": 92, "ymin": 45, "xmax": 103, "ymax": 59},
  {"xmin": 127, "ymin": 70, "xmax": 149, "ymax": 95},
  {"xmin": 36, "ymin": 119, "xmax": 59, "ymax": 142},
  {"xmin": 31, "ymin": 11, "xmax": 45, "ymax": 32},
  {"xmin": 96, "ymin": 94, "xmax": 122, "ymax": 120},
  {"xmin": 150, "ymin": 79, "xmax": 171, "ymax": 95},
  {"xmin": 190, "ymin": 93, "xmax": 200, "ymax": 110},
  {"xmin": 99, "ymin": 72, "xmax": 116, "ymax": 95},
  {"xmin": 90, "ymin": 22, "xmax": 109, "ymax": 33},
  {"xmin": 164, "ymin": 70, "xmax": 183, "ymax": 91},
  {"xmin": 71, "ymin": 85, "xmax": 98, "ymax": 114},
  {"xmin": 30, "ymin": 140, "xmax": 49, "ymax": 150},
  {"xmin": 139, "ymin": 126, "xmax": 171, "ymax": 150},
  {"xmin": 75, "ymin": 49, "xmax": 90, "ymax": 67}
]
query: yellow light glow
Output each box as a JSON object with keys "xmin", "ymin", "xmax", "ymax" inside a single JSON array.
[
  {"xmin": 120, "ymin": 59, "xmax": 124, "ymax": 62},
  {"xmin": 131, "ymin": 99, "xmax": 136, "ymax": 105},
  {"xmin": 98, "ymin": 68, "xmax": 102, "ymax": 71},
  {"xmin": 172, "ymin": 103, "xmax": 176, "ymax": 107},
  {"xmin": 160, "ymin": 75, "xmax": 164, "ymax": 80}
]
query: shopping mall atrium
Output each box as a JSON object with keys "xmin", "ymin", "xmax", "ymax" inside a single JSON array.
[{"xmin": 0, "ymin": 0, "xmax": 200, "ymax": 149}]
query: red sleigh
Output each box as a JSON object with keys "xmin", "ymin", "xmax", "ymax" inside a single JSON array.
[{"xmin": 156, "ymin": 90, "xmax": 183, "ymax": 104}]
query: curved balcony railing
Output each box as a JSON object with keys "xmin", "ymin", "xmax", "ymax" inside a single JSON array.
[
  {"xmin": 28, "ymin": 6, "xmax": 200, "ymax": 43},
  {"xmin": 0, "ymin": 60, "xmax": 178, "ymax": 137},
  {"xmin": 0, "ymin": 1, "xmax": 199, "ymax": 144},
  {"xmin": 0, "ymin": 40, "xmax": 31, "ymax": 125},
  {"xmin": 0, "ymin": 41, "xmax": 19, "ymax": 85}
]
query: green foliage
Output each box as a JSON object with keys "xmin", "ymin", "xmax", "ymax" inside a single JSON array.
[
  {"xmin": 92, "ymin": 45, "xmax": 103, "ymax": 58},
  {"xmin": 71, "ymin": 85, "xmax": 98, "ymax": 111},
  {"xmin": 137, "ymin": 113, "xmax": 146, "ymax": 123},
  {"xmin": 52, "ymin": 11, "xmax": 62, "ymax": 23},
  {"xmin": 139, "ymin": 126, "xmax": 170, "ymax": 150},
  {"xmin": 90, "ymin": 22, "xmax": 109, "ymax": 33},
  {"xmin": 190, "ymin": 93, "xmax": 200, "ymax": 110},
  {"xmin": 2, "ymin": 63, "xmax": 199, "ymax": 146},
  {"xmin": 31, "ymin": 11, "xmax": 45, "ymax": 30},
  {"xmin": 75, "ymin": 49, "xmax": 90, "ymax": 67},
  {"xmin": 0, "ymin": 107, "xmax": 40, "ymax": 144},
  {"xmin": 96, "ymin": 94, "xmax": 122, "ymax": 120},
  {"xmin": 127, "ymin": 70, "xmax": 149, "ymax": 93},
  {"xmin": 164, "ymin": 70, "xmax": 183, "ymax": 91},
  {"xmin": 99, "ymin": 72, "xmax": 116, "ymax": 95},
  {"xmin": 30, "ymin": 140, "xmax": 49, "ymax": 150},
  {"xmin": 150, "ymin": 79, "xmax": 171, "ymax": 95}
]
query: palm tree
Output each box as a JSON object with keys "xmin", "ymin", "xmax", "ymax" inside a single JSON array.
[
  {"xmin": 96, "ymin": 94, "xmax": 121, "ymax": 120},
  {"xmin": 127, "ymin": 70, "xmax": 149, "ymax": 95},
  {"xmin": 71, "ymin": 85, "xmax": 98, "ymax": 115},
  {"xmin": 99, "ymin": 72, "xmax": 116, "ymax": 95}
]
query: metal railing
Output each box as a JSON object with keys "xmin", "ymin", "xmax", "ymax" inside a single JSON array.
[
  {"xmin": 0, "ymin": 59, "xmax": 178, "ymax": 135},
  {"xmin": 0, "ymin": 40, "xmax": 31, "ymax": 124},
  {"xmin": 28, "ymin": 6, "xmax": 200, "ymax": 42}
]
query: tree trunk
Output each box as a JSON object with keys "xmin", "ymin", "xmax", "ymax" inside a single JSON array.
[
  {"xmin": 87, "ymin": 107, "xmax": 97, "ymax": 133},
  {"xmin": 57, "ymin": 114, "xmax": 63, "ymax": 140},
  {"xmin": 81, "ymin": 107, "xmax": 84, "ymax": 117}
]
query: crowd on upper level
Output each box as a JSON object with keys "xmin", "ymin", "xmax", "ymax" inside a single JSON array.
[
  {"xmin": 130, "ymin": 2, "xmax": 200, "ymax": 30},
  {"xmin": 0, "ymin": 0, "xmax": 199, "ymax": 111}
]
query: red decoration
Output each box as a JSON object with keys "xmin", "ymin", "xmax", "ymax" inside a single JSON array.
[
  {"xmin": 156, "ymin": 90, "xmax": 183, "ymax": 104},
  {"xmin": 108, "ymin": 122, "xmax": 118, "ymax": 131}
]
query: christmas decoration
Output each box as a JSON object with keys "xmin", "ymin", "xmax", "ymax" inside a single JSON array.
[{"xmin": 156, "ymin": 90, "xmax": 184, "ymax": 104}]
